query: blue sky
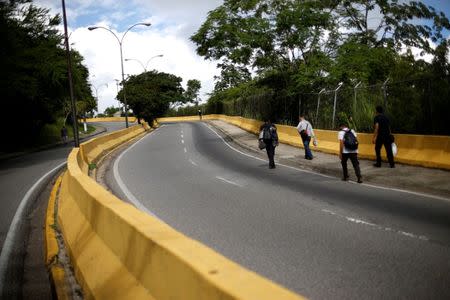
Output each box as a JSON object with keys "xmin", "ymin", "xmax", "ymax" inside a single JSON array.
[{"xmin": 34, "ymin": 0, "xmax": 450, "ymax": 113}]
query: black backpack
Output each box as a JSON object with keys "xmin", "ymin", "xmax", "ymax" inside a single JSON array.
[
  {"xmin": 343, "ymin": 129, "xmax": 358, "ymax": 150},
  {"xmin": 263, "ymin": 126, "xmax": 272, "ymax": 140}
]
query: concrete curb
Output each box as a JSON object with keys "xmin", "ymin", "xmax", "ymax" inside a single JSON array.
[{"xmin": 45, "ymin": 175, "xmax": 70, "ymax": 300}]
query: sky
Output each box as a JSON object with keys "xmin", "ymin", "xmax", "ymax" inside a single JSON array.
[{"xmin": 33, "ymin": 0, "xmax": 450, "ymax": 114}]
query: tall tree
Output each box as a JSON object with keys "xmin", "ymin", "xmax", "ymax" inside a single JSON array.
[
  {"xmin": 332, "ymin": 0, "xmax": 450, "ymax": 52},
  {"xmin": 184, "ymin": 79, "xmax": 202, "ymax": 103},
  {"xmin": 0, "ymin": 1, "xmax": 95, "ymax": 150},
  {"xmin": 118, "ymin": 71, "xmax": 184, "ymax": 123},
  {"xmin": 191, "ymin": 0, "xmax": 336, "ymax": 84}
]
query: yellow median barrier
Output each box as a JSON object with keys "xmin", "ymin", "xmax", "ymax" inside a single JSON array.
[
  {"xmin": 57, "ymin": 120, "xmax": 305, "ymax": 299},
  {"xmin": 84, "ymin": 117, "xmax": 137, "ymax": 123},
  {"xmin": 157, "ymin": 115, "xmax": 450, "ymax": 170}
]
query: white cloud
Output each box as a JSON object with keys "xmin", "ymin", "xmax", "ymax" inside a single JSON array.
[{"xmin": 34, "ymin": 0, "xmax": 222, "ymax": 113}]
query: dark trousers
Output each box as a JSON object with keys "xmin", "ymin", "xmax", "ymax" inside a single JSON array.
[
  {"xmin": 264, "ymin": 139, "xmax": 275, "ymax": 167},
  {"xmin": 375, "ymin": 137, "xmax": 395, "ymax": 166},
  {"xmin": 302, "ymin": 138, "xmax": 313, "ymax": 159},
  {"xmin": 341, "ymin": 153, "xmax": 361, "ymax": 179}
]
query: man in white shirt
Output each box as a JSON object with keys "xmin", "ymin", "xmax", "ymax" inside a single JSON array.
[
  {"xmin": 296, "ymin": 115, "xmax": 317, "ymax": 160},
  {"xmin": 338, "ymin": 122, "xmax": 362, "ymax": 183}
]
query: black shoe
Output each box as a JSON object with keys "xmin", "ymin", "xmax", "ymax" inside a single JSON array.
[
  {"xmin": 373, "ymin": 163, "xmax": 381, "ymax": 167},
  {"xmin": 305, "ymin": 157, "xmax": 313, "ymax": 160},
  {"xmin": 357, "ymin": 178, "xmax": 363, "ymax": 183},
  {"xmin": 269, "ymin": 165, "xmax": 276, "ymax": 169},
  {"xmin": 342, "ymin": 176, "xmax": 349, "ymax": 181},
  {"xmin": 390, "ymin": 164, "xmax": 395, "ymax": 168}
]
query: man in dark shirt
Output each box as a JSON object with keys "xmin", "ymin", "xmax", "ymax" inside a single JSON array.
[
  {"xmin": 259, "ymin": 119, "xmax": 278, "ymax": 169},
  {"xmin": 372, "ymin": 106, "xmax": 395, "ymax": 168}
]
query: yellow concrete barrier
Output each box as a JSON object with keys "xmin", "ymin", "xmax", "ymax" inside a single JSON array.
[
  {"xmin": 157, "ymin": 115, "xmax": 450, "ymax": 170},
  {"xmin": 58, "ymin": 121, "xmax": 305, "ymax": 299},
  {"xmin": 45, "ymin": 174, "xmax": 71, "ymax": 300},
  {"xmin": 84, "ymin": 117, "xmax": 137, "ymax": 123}
]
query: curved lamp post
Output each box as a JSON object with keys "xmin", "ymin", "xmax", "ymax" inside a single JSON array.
[
  {"xmin": 88, "ymin": 22, "xmax": 151, "ymax": 127},
  {"xmin": 125, "ymin": 54, "xmax": 163, "ymax": 72}
]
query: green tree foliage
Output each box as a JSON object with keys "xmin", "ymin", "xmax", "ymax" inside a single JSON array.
[
  {"xmin": 103, "ymin": 106, "xmax": 120, "ymax": 117},
  {"xmin": 184, "ymin": 79, "xmax": 202, "ymax": 103},
  {"xmin": 333, "ymin": 0, "xmax": 450, "ymax": 51},
  {"xmin": 191, "ymin": 0, "xmax": 450, "ymax": 134},
  {"xmin": 0, "ymin": 1, "xmax": 95, "ymax": 151},
  {"xmin": 118, "ymin": 71, "xmax": 184, "ymax": 123}
]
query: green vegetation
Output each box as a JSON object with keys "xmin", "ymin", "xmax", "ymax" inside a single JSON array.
[
  {"xmin": 118, "ymin": 71, "xmax": 201, "ymax": 123},
  {"xmin": 1, "ymin": 0, "xmax": 96, "ymax": 152},
  {"xmin": 190, "ymin": 0, "xmax": 450, "ymax": 134}
]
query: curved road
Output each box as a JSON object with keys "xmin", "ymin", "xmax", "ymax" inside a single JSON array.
[{"xmin": 109, "ymin": 122, "xmax": 450, "ymax": 299}]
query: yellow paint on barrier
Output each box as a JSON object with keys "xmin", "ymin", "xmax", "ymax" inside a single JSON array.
[
  {"xmin": 157, "ymin": 115, "xmax": 450, "ymax": 170},
  {"xmin": 57, "ymin": 117, "xmax": 306, "ymax": 299},
  {"xmin": 45, "ymin": 174, "xmax": 71, "ymax": 300}
]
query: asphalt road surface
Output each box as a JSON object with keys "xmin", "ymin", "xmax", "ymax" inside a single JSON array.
[
  {"xmin": 109, "ymin": 122, "xmax": 450, "ymax": 300},
  {"xmin": 0, "ymin": 121, "xmax": 130, "ymax": 298}
]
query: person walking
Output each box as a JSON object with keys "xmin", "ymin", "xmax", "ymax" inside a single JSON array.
[
  {"xmin": 372, "ymin": 106, "xmax": 395, "ymax": 168},
  {"xmin": 198, "ymin": 109, "xmax": 202, "ymax": 120},
  {"xmin": 296, "ymin": 115, "xmax": 317, "ymax": 160},
  {"xmin": 259, "ymin": 119, "xmax": 278, "ymax": 169},
  {"xmin": 61, "ymin": 126, "xmax": 68, "ymax": 145},
  {"xmin": 338, "ymin": 123, "xmax": 362, "ymax": 183}
]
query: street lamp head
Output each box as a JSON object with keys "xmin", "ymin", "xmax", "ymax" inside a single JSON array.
[
  {"xmin": 88, "ymin": 26, "xmax": 98, "ymax": 31},
  {"xmin": 141, "ymin": 22, "xmax": 152, "ymax": 27}
]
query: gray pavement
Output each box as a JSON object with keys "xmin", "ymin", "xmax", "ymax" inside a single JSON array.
[
  {"xmin": 208, "ymin": 119, "xmax": 450, "ymax": 199},
  {"xmin": 107, "ymin": 121, "xmax": 450, "ymax": 300}
]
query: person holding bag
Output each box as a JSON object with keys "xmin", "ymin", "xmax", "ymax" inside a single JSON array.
[
  {"xmin": 372, "ymin": 106, "xmax": 395, "ymax": 168},
  {"xmin": 296, "ymin": 115, "xmax": 317, "ymax": 160}
]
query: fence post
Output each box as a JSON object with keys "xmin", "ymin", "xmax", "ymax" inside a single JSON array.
[
  {"xmin": 353, "ymin": 81, "xmax": 362, "ymax": 118},
  {"xmin": 316, "ymin": 88, "xmax": 325, "ymax": 126},
  {"xmin": 332, "ymin": 82, "xmax": 344, "ymax": 129},
  {"xmin": 382, "ymin": 78, "xmax": 390, "ymax": 109}
]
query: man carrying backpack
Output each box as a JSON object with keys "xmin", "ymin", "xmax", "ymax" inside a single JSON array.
[
  {"xmin": 259, "ymin": 119, "xmax": 278, "ymax": 169},
  {"xmin": 338, "ymin": 122, "xmax": 362, "ymax": 183}
]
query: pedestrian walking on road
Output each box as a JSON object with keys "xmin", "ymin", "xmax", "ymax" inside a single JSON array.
[
  {"xmin": 198, "ymin": 109, "xmax": 202, "ymax": 120},
  {"xmin": 372, "ymin": 106, "xmax": 395, "ymax": 168},
  {"xmin": 61, "ymin": 126, "xmax": 68, "ymax": 145},
  {"xmin": 296, "ymin": 115, "xmax": 317, "ymax": 160},
  {"xmin": 338, "ymin": 123, "xmax": 362, "ymax": 183},
  {"xmin": 259, "ymin": 119, "xmax": 278, "ymax": 169}
]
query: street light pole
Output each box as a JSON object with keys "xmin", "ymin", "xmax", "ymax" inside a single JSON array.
[
  {"xmin": 125, "ymin": 54, "xmax": 163, "ymax": 72},
  {"xmin": 88, "ymin": 22, "xmax": 151, "ymax": 128},
  {"xmin": 61, "ymin": 0, "xmax": 79, "ymax": 147},
  {"xmin": 92, "ymin": 83, "xmax": 108, "ymax": 110},
  {"xmin": 316, "ymin": 88, "xmax": 326, "ymax": 126},
  {"xmin": 114, "ymin": 79, "xmax": 121, "ymax": 109}
]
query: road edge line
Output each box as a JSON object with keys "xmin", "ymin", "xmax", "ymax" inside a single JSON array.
[
  {"xmin": 0, "ymin": 161, "xmax": 66, "ymax": 296},
  {"xmin": 113, "ymin": 126, "xmax": 163, "ymax": 217}
]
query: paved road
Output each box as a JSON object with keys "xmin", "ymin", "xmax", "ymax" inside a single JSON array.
[
  {"xmin": 109, "ymin": 122, "xmax": 450, "ymax": 299},
  {"xmin": 0, "ymin": 121, "xmax": 130, "ymax": 298}
]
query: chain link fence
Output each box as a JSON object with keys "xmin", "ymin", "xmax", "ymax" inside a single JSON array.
[{"xmin": 201, "ymin": 77, "xmax": 448, "ymax": 134}]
